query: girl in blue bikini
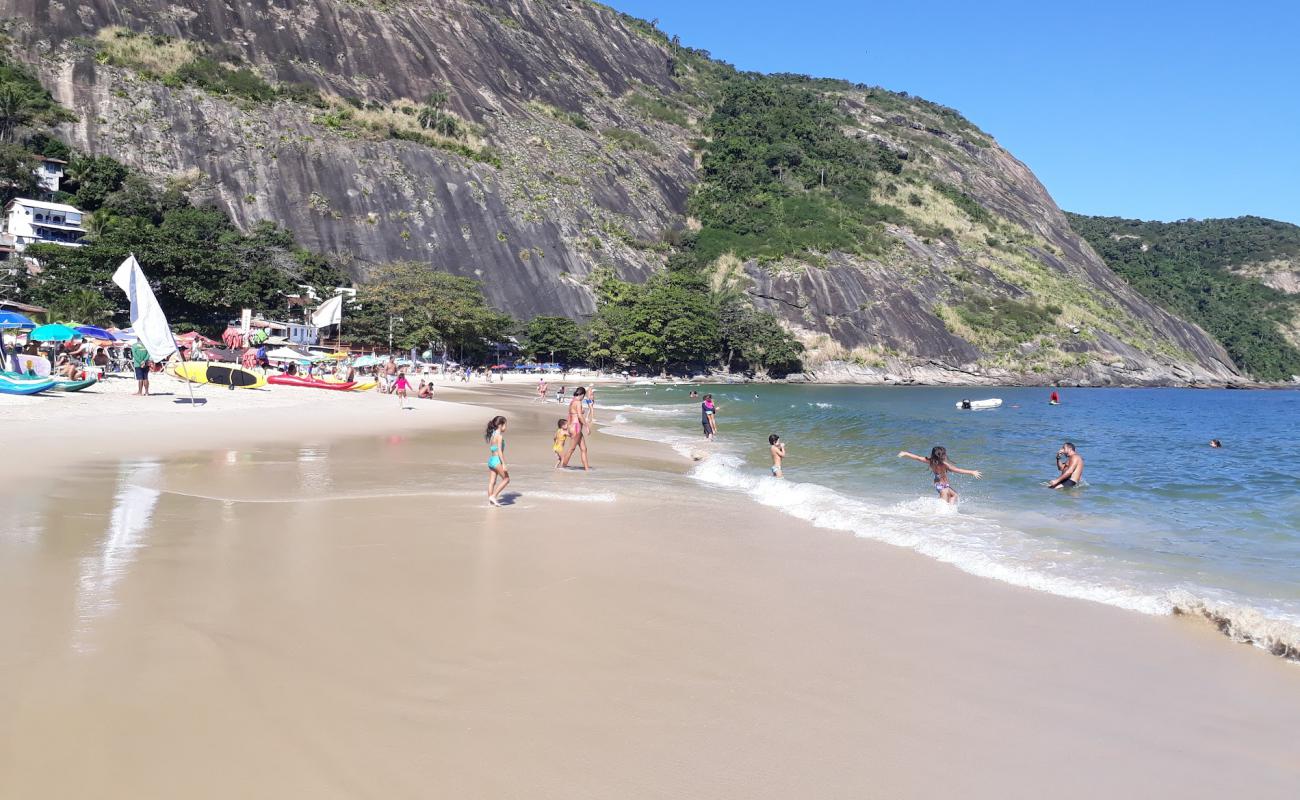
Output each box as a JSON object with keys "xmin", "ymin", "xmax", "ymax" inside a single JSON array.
[
  {"xmin": 898, "ymin": 446, "xmax": 982, "ymax": 505},
  {"xmin": 485, "ymin": 415, "xmax": 510, "ymax": 506}
]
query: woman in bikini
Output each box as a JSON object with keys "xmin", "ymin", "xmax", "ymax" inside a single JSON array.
[
  {"xmin": 560, "ymin": 387, "xmax": 590, "ymax": 471},
  {"xmin": 485, "ymin": 415, "xmax": 510, "ymax": 506},
  {"xmin": 898, "ymin": 446, "xmax": 982, "ymax": 505}
]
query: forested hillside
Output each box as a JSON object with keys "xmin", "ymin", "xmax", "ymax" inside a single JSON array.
[
  {"xmin": 0, "ymin": 0, "xmax": 1250, "ymax": 384},
  {"xmin": 1068, "ymin": 214, "xmax": 1300, "ymax": 381}
]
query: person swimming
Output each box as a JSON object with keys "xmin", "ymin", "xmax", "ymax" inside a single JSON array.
[
  {"xmin": 898, "ymin": 446, "xmax": 982, "ymax": 505},
  {"xmin": 484, "ymin": 415, "xmax": 510, "ymax": 506},
  {"xmin": 1209, "ymin": 439, "xmax": 1222, "ymax": 448},
  {"xmin": 1048, "ymin": 442, "xmax": 1084, "ymax": 489}
]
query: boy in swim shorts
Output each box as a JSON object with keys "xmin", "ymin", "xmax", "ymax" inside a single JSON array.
[{"xmin": 769, "ymin": 434, "xmax": 786, "ymax": 478}]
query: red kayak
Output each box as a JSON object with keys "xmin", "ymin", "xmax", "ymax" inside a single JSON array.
[{"xmin": 268, "ymin": 374, "xmax": 357, "ymax": 391}]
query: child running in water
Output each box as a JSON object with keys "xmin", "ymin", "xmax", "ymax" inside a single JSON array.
[
  {"xmin": 552, "ymin": 418, "xmax": 569, "ymax": 468},
  {"xmin": 769, "ymin": 434, "xmax": 786, "ymax": 478},
  {"xmin": 485, "ymin": 415, "xmax": 510, "ymax": 506},
  {"xmin": 394, "ymin": 370, "xmax": 410, "ymax": 409},
  {"xmin": 898, "ymin": 446, "xmax": 982, "ymax": 505}
]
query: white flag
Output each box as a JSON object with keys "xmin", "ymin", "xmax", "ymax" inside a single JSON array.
[
  {"xmin": 311, "ymin": 294, "xmax": 344, "ymax": 328},
  {"xmin": 112, "ymin": 255, "xmax": 177, "ymax": 363}
]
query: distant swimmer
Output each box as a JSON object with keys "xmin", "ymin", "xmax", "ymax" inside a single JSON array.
[
  {"xmin": 769, "ymin": 434, "xmax": 786, "ymax": 478},
  {"xmin": 1209, "ymin": 439, "xmax": 1223, "ymax": 448},
  {"xmin": 1048, "ymin": 442, "xmax": 1084, "ymax": 489},
  {"xmin": 899, "ymin": 446, "xmax": 982, "ymax": 505}
]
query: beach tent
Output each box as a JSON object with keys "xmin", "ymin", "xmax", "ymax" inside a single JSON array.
[{"xmin": 265, "ymin": 346, "xmax": 315, "ymax": 362}]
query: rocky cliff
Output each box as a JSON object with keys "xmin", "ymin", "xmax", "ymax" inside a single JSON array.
[{"xmin": 2, "ymin": 0, "xmax": 1245, "ymax": 384}]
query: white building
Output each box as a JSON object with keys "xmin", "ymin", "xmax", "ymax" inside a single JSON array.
[
  {"xmin": 35, "ymin": 157, "xmax": 66, "ymax": 193},
  {"xmin": 255, "ymin": 318, "xmax": 319, "ymax": 346},
  {"xmin": 1, "ymin": 198, "xmax": 86, "ymax": 251}
]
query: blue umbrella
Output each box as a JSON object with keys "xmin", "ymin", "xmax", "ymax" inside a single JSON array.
[
  {"xmin": 74, "ymin": 325, "xmax": 117, "ymax": 341},
  {"xmin": 0, "ymin": 311, "xmax": 35, "ymax": 329}
]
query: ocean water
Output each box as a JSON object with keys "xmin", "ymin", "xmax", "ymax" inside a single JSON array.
[{"xmin": 596, "ymin": 384, "xmax": 1300, "ymax": 657}]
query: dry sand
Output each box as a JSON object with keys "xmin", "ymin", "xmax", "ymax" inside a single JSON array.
[{"xmin": 1, "ymin": 377, "xmax": 1297, "ymax": 798}]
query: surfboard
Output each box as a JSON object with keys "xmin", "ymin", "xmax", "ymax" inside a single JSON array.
[{"xmin": 173, "ymin": 362, "xmax": 266, "ymax": 389}]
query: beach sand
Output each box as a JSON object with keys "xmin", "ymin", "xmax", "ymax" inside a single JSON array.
[{"xmin": 1, "ymin": 376, "xmax": 1297, "ymax": 798}]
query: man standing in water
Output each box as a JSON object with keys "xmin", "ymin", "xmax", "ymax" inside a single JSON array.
[
  {"xmin": 560, "ymin": 387, "xmax": 590, "ymax": 471},
  {"xmin": 1048, "ymin": 442, "xmax": 1084, "ymax": 489}
]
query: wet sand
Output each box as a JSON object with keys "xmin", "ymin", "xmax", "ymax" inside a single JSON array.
[{"xmin": 1, "ymin": 386, "xmax": 1298, "ymax": 798}]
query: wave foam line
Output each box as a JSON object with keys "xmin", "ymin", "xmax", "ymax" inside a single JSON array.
[{"xmin": 1170, "ymin": 593, "xmax": 1300, "ymax": 661}]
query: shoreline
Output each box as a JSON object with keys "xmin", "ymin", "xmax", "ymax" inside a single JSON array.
[{"xmin": 2, "ymin": 376, "xmax": 1298, "ymax": 796}]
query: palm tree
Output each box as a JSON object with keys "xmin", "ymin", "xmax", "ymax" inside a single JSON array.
[
  {"xmin": 51, "ymin": 288, "xmax": 114, "ymax": 327},
  {"xmin": 82, "ymin": 210, "xmax": 117, "ymax": 240}
]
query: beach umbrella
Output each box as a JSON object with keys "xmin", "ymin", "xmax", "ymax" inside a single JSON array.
[
  {"xmin": 0, "ymin": 311, "xmax": 35, "ymax": 329},
  {"xmin": 74, "ymin": 325, "xmax": 117, "ymax": 341},
  {"xmin": 29, "ymin": 323, "xmax": 82, "ymax": 342}
]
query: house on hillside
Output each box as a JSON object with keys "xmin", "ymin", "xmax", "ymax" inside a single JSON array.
[
  {"xmin": 1, "ymin": 198, "xmax": 87, "ymax": 253},
  {"xmin": 35, "ymin": 157, "xmax": 66, "ymax": 194}
]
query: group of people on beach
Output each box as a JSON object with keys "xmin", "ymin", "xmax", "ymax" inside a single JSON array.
[{"xmin": 484, "ymin": 384, "xmax": 598, "ymax": 505}]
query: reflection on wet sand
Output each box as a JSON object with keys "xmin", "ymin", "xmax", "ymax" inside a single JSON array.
[{"xmin": 73, "ymin": 462, "xmax": 161, "ymax": 653}]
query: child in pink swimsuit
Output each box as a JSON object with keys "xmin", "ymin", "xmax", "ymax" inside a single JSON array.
[{"xmin": 394, "ymin": 371, "xmax": 410, "ymax": 409}]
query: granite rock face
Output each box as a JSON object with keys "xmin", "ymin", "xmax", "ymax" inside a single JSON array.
[{"xmin": 4, "ymin": 0, "xmax": 1245, "ymax": 384}]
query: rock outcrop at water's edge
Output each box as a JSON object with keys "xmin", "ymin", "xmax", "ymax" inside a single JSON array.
[{"xmin": 2, "ymin": 0, "xmax": 1248, "ymax": 385}]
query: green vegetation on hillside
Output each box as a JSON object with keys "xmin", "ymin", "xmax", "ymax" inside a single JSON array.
[
  {"xmin": 23, "ymin": 155, "xmax": 346, "ymax": 330},
  {"xmin": 688, "ymin": 74, "xmax": 905, "ymax": 265},
  {"xmin": 346, "ymin": 261, "xmax": 513, "ymax": 360},
  {"xmin": 1068, "ymin": 213, "xmax": 1300, "ymax": 380},
  {"xmin": 586, "ymin": 268, "xmax": 803, "ymax": 376}
]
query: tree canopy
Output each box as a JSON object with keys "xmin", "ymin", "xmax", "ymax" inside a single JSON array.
[
  {"xmin": 348, "ymin": 261, "xmax": 514, "ymax": 361},
  {"xmin": 521, "ymin": 316, "xmax": 586, "ymax": 365}
]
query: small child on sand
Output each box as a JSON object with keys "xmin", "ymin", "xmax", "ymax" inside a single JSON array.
[
  {"xmin": 394, "ymin": 370, "xmax": 410, "ymax": 409},
  {"xmin": 769, "ymin": 434, "xmax": 786, "ymax": 478},
  {"xmin": 898, "ymin": 446, "xmax": 982, "ymax": 505},
  {"xmin": 552, "ymin": 418, "xmax": 569, "ymax": 468}
]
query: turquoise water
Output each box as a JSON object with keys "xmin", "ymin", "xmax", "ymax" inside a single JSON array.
[{"xmin": 597, "ymin": 384, "xmax": 1300, "ymax": 654}]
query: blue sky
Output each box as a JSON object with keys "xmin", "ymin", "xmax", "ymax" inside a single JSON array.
[{"xmin": 607, "ymin": 0, "xmax": 1300, "ymax": 224}]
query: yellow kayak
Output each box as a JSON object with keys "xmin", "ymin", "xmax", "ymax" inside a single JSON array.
[
  {"xmin": 173, "ymin": 362, "xmax": 267, "ymax": 389},
  {"xmin": 323, "ymin": 376, "xmax": 377, "ymax": 391}
]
